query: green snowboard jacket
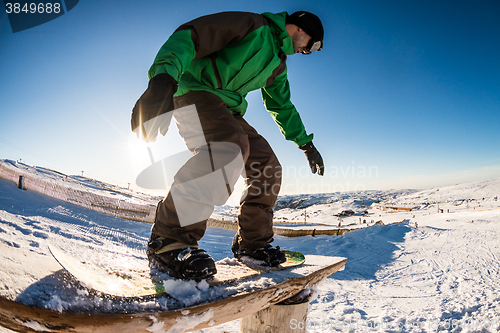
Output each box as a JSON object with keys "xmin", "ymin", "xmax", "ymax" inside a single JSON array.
[{"xmin": 148, "ymin": 11, "xmax": 313, "ymax": 146}]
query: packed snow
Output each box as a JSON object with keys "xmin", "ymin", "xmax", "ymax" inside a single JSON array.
[{"xmin": 0, "ymin": 159, "xmax": 499, "ymax": 332}]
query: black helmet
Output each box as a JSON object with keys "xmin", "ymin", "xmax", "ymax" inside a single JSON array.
[{"xmin": 286, "ymin": 11, "xmax": 324, "ymax": 53}]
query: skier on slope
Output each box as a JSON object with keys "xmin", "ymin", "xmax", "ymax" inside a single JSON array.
[{"xmin": 131, "ymin": 10, "xmax": 325, "ymax": 280}]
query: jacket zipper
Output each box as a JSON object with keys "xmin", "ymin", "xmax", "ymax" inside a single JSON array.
[{"xmin": 210, "ymin": 53, "xmax": 223, "ymax": 89}]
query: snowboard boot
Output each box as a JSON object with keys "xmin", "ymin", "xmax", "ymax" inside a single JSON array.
[
  {"xmin": 231, "ymin": 234, "xmax": 286, "ymax": 267},
  {"xmin": 147, "ymin": 235, "xmax": 217, "ymax": 280}
]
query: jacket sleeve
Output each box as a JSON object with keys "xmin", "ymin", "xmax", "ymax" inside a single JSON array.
[
  {"xmin": 261, "ymin": 68, "xmax": 314, "ymax": 146},
  {"xmin": 148, "ymin": 12, "xmax": 268, "ymax": 81}
]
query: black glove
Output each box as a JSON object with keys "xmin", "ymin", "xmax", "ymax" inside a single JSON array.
[
  {"xmin": 131, "ymin": 73, "xmax": 178, "ymax": 142},
  {"xmin": 299, "ymin": 141, "xmax": 324, "ymax": 176}
]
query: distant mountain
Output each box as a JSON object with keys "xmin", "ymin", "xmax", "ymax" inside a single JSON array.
[{"xmin": 274, "ymin": 189, "xmax": 418, "ymax": 211}]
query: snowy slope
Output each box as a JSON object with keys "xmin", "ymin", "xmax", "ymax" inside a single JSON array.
[
  {"xmin": 390, "ymin": 177, "xmax": 500, "ymax": 208},
  {"xmin": 1, "ymin": 161, "xmax": 500, "ymax": 332}
]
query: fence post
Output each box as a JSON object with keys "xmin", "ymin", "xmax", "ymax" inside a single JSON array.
[
  {"xmin": 240, "ymin": 292, "xmax": 311, "ymax": 333},
  {"xmin": 18, "ymin": 176, "xmax": 26, "ymax": 190}
]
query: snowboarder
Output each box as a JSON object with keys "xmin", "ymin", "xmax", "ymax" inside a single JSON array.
[{"xmin": 131, "ymin": 11, "xmax": 325, "ymax": 280}]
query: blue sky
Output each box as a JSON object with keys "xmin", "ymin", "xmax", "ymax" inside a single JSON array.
[{"xmin": 1, "ymin": 0, "xmax": 499, "ymax": 196}]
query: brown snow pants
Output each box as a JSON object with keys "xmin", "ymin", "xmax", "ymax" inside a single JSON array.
[{"xmin": 151, "ymin": 91, "xmax": 281, "ymax": 250}]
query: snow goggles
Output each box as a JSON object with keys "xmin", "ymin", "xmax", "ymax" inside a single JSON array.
[{"xmin": 303, "ymin": 39, "xmax": 323, "ymax": 54}]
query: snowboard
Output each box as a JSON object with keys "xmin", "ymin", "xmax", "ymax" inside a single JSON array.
[{"xmin": 48, "ymin": 245, "xmax": 305, "ymax": 298}]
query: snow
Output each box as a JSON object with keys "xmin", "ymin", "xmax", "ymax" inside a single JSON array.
[
  {"xmin": 1, "ymin": 159, "xmax": 500, "ymax": 332},
  {"xmin": 13, "ymin": 320, "xmax": 51, "ymax": 332},
  {"xmin": 158, "ymin": 309, "xmax": 215, "ymax": 333}
]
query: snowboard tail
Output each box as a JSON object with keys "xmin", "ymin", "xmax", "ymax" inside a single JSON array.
[{"xmin": 48, "ymin": 245, "xmax": 305, "ymax": 297}]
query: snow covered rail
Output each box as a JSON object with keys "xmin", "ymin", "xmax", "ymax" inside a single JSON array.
[
  {"xmin": 206, "ymin": 219, "xmax": 393, "ymax": 237},
  {"xmin": 273, "ymin": 226, "xmax": 353, "ymax": 237},
  {"xmin": 207, "ymin": 218, "xmax": 238, "ymax": 231}
]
